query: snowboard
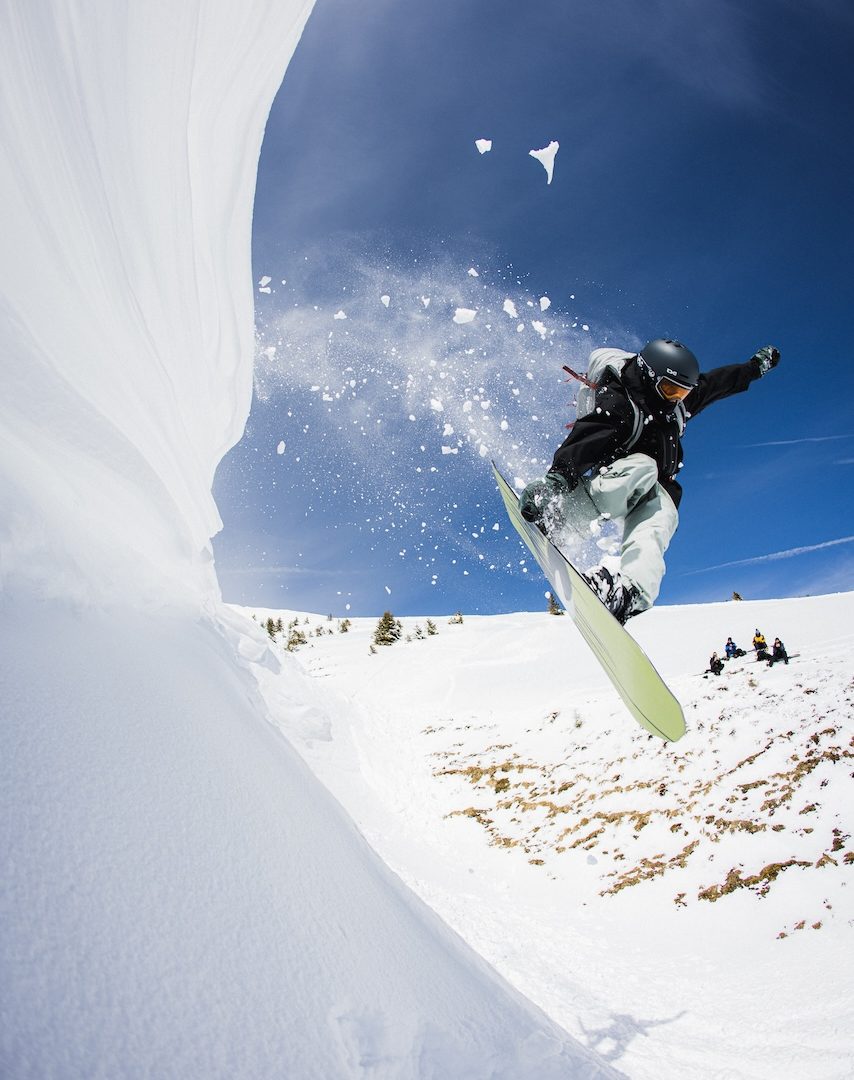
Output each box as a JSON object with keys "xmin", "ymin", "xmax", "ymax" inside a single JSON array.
[{"xmin": 492, "ymin": 462, "xmax": 686, "ymax": 742}]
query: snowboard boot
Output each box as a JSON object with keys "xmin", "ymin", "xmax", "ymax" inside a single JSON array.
[{"xmin": 582, "ymin": 565, "xmax": 641, "ymax": 625}]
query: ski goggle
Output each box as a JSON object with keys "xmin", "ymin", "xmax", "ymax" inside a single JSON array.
[{"xmin": 656, "ymin": 376, "xmax": 694, "ymax": 402}]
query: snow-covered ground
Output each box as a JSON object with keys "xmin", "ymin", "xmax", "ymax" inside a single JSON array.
[
  {"xmin": 1, "ymin": 2, "xmax": 851, "ymax": 1077},
  {"xmin": 1, "ymin": 4, "xmax": 617, "ymax": 1077},
  {"xmin": 242, "ymin": 591, "xmax": 854, "ymax": 1079}
]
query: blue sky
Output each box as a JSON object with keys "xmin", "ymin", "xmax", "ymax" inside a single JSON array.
[{"xmin": 213, "ymin": 0, "xmax": 854, "ymax": 616}]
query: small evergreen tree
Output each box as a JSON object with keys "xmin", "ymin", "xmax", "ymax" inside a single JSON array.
[
  {"xmin": 287, "ymin": 627, "xmax": 308, "ymax": 651},
  {"xmin": 373, "ymin": 611, "xmax": 402, "ymax": 646},
  {"xmin": 339, "ymin": 618, "xmax": 352, "ymax": 633},
  {"xmin": 426, "ymin": 619, "xmax": 438, "ymax": 636},
  {"xmin": 276, "ymin": 617, "xmax": 284, "ymax": 633},
  {"xmin": 547, "ymin": 592, "xmax": 563, "ymax": 616},
  {"xmin": 265, "ymin": 617, "xmax": 277, "ymax": 639},
  {"xmin": 414, "ymin": 624, "xmax": 424, "ymax": 639}
]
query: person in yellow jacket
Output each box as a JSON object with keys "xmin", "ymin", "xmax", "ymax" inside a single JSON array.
[{"xmin": 752, "ymin": 629, "xmax": 769, "ymax": 660}]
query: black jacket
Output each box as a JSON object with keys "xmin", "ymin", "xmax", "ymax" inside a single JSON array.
[{"xmin": 552, "ymin": 355, "xmax": 762, "ymax": 508}]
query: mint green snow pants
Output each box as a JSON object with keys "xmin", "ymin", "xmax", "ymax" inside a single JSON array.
[{"xmin": 585, "ymin": 453, "xmax": 679, "ymax": 612}]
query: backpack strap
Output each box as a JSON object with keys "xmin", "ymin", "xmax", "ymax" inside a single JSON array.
[{"xmin": 621, "ymin": 398, "xmax": 644, "ymax": 452}]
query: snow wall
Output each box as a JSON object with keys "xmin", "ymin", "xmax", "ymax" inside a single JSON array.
[
  {"xmin": 0, "ymin": 0, "xmax": 312, "ymax": 606},
  {"xmin": 0, "ymin": 4, "xmax": 613, "ymax": 1076}
]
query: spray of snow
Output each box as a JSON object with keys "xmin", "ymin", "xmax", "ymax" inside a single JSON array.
[{"xmin": 247, "ymin": 245, "xmax": 627, "ymax": 589}]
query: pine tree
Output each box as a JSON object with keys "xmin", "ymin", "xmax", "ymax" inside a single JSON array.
[
  {"xmin": 426, "ymin": 619, "xmax": 438, "ymax": 636},
  {"xmin": 547, "ymin": 592, "xmax": 563, "ymax": 616},
  {"xmin": 373, "ymin": 611, "xmax": 402, "ymax": 646},
  {"xmin": 265, "ymin": 617, "xmax": 277, "ymax": 639},
  {"xmin": 339, "ymin": 618, "xmax": 352, "ymax": 633}
]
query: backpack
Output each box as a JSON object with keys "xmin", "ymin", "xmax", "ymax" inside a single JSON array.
[{"xmin": 563, "ymin": 348, "xmax": 686, "ymax": 452}]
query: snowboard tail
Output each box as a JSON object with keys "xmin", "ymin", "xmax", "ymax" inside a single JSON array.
[{"xmin": 492, "ymin": 462, "xmax": 685, "ymax": 742}]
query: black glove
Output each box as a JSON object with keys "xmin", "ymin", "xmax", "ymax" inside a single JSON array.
[
  {"xmin": 519, "ymin": 471, "xmax": 572, "ymax": 524},
  {"xmin": 752, "ymin": 345, "xmax": 780, "ymax": 377}
]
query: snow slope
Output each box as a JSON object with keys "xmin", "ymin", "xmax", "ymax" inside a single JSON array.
[
  {"xmin": 245, "ymin": 592, "xmax": 854, "ymax": 1079},
  {"xmin": 0, "ymin": 4, "xmax": 615, "ymax": 1077}
]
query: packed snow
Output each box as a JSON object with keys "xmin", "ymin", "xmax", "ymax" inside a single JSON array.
[
  {"xmin": 0, "ymin": 3, "xmax": 616, "ymax": 1077},
  {"xmin": 243, "ymin": 591, "xmax": 854, "ymax": 1079},
  {"xmin": 2, "ymin": 2, "xmax": 852, "ymax": 1079}
]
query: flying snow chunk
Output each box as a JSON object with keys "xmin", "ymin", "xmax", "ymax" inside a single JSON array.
[
  {"xmin": 385, "ymin": 585, "xmax": 392, "ymax": 595},
  {"xmin": 443, "ymin": 423, "xmax": 455, "ymax": 436},
  {"xmin": 381, "ymin": 295, "xmax": 391, "ymax": 307},
  {"xmin": 453, "ymin": 307, "xmax": 477, "ymax": 324},
  {"xmin": 467, "ymin": 267, "xmax": 479, "ymax": 277},
  {"xmin": 529, "ymin": 140, "xmax": 559, "ymax": 184},
  {"xmin": 475, "ymin": 138, "xmax": 493, "ymax": 154},
  {"xmin": 258, "ymin": 275, "xmax": 271, "ymax": 287},
  {"xmin": 276, "ymin": 441, "xmax": 285, "ymax": 455},
  {"xmin": 441, "ymin": 446, "xmax": 459, "ymax": 455},
  {"xmin": 539, "ymin": 296, "xmax": 551, "ymax": 311},
  {"xmin": 333, "ymin": 310, "xmax": 347, "ymax": 320},
  {"xmin": 421, "ymin": 296, "xmax": 431, "ymax": 308},
  {"xmin": 532, "ymin": 320, "xmax": 547, "ymax": 339},
  {"xmin": 503, "ymin": 299, "xmax": 518, "ymax": 319},
  {"xmin": 430, "ymin": 399, "xmax": 444, "ymax": 412}
]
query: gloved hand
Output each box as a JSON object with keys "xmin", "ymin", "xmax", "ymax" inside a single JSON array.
[
  {"xmin": 519, "ymin": 470, "xmax": 573, "ymax": 524},
  {"xmin": 752, "ymin": 345, "xmax": 780, "ymax": 377}
]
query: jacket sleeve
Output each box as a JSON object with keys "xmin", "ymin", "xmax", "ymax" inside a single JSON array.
[
  {"xmin": 551, "ymin": 383, "xmax": 637, "ymax": 484},
  {"xmin": 684, "ymin": 358, "xmax": 761, "ymax": 418}
]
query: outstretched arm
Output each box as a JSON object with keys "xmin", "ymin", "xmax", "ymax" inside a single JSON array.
[{"xmin": 686, "ymin": 346, "xmax": 780, "ymax": 418}]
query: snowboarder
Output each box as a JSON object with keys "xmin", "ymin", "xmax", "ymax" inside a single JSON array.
[
  {"xmin": 768, "ymin": 637, "xmax": 789, "ymax": 666},
  {"xmin": 519, "ymin": 339, "xmax": 781, "ymax": 623},
  {"xmin": 709, "ymin": 651, "xmax": 724, "ymax": 676}
]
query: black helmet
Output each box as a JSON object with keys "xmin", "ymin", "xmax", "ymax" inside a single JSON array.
[{"xmin": 639, "ymin": 339, "xmax": 699, "ymax": 401}]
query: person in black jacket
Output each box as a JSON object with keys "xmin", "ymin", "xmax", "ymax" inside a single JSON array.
[
  {"xmin": 768, "ymin": 638, "xmax": 789, "ymax": 666},
  {"xmin": 520, "ymin": 338, "xmax": 780, "ymax": 623}
]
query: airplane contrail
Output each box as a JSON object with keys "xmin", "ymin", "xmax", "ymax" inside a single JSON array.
[{"xmin": 685, "ymin": 535, "xmax": 854, "ymax": 574}]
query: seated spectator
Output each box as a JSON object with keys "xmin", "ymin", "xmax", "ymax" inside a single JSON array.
[
  {"xmin": 709, "ymin": 651, "xmax": 724, "ymax": 676},
  {"xmin": 724, "ymin": 637, "xmax": 746, "ymax": 659},
  {"xmin": 768, "ymin": 638, "xmax": 789, "ymax": 666},
  {"xmin": 753, "ymin": 629, "xmax": 770, "ymax": 661}
]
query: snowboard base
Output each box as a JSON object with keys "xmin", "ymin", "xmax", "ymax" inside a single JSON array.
[{"xmin": 493, "ymin": 462, "xmax": 686, "ymax": 741}]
